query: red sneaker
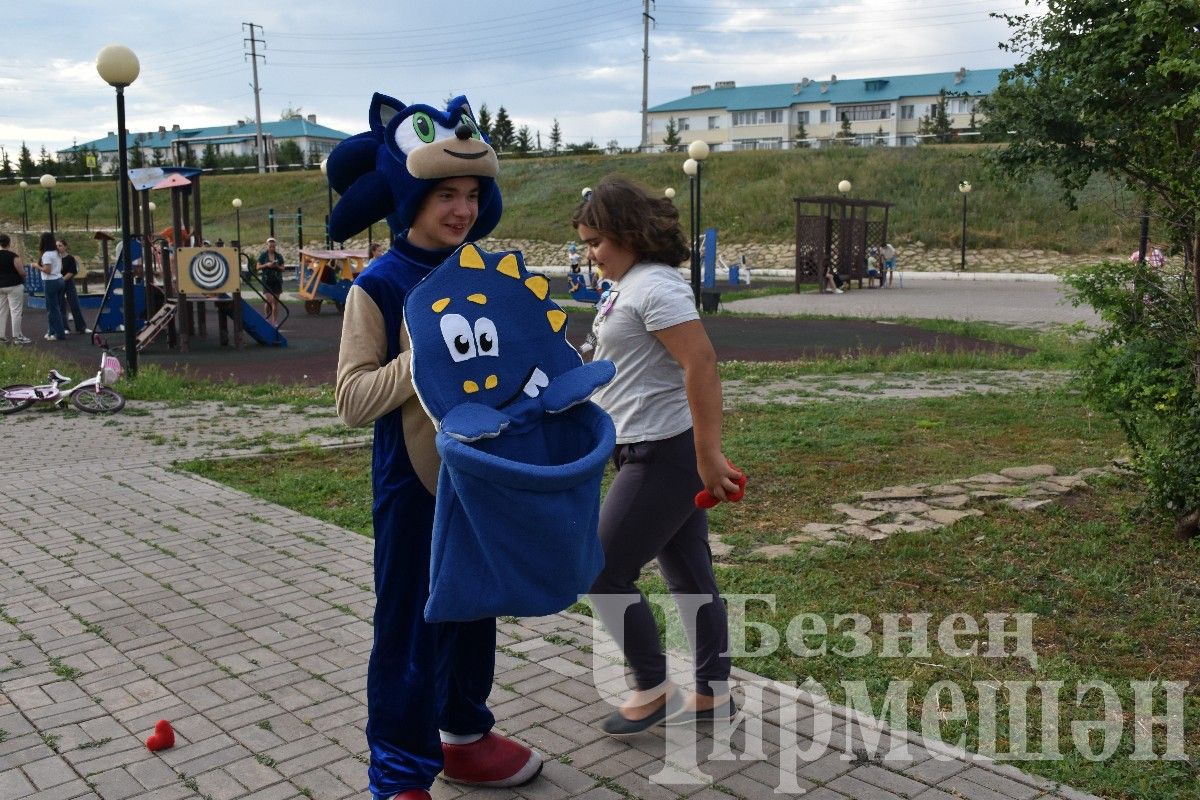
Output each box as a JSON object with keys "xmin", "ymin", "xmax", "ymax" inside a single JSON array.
[
  {"xmin": 389, "ymin": 792, "xmax": 431, "ymax": 800},
  {"xmin": 441, "ymin": 732, "xmax": 543, "ymax": 787}
]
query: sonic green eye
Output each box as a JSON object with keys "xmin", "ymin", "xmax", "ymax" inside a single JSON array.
[
  {"xmin": 460, "ymin": 114, "xmax": 481, "ymax": 140},
  {"xmin": 412, "ymin": 112, "xmax": 436, "ymax": 143}
]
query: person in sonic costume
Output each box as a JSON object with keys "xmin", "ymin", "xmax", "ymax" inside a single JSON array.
[{"xmin": 328, "ymin": 93, "xmax": 542, "ymax": 800}]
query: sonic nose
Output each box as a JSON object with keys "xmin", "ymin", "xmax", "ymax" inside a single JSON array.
[{"xmin": 455, "ymin": 122, "xmax": 473, "ymax": 140}]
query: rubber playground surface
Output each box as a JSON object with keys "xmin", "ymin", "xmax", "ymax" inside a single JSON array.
[{"xmin": 15, "ymin": 293, "xmax": 1024, "ymax": 386}]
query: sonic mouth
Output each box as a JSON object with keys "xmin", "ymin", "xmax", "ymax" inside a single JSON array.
[{"xmin": 444, "ymin": 149, "xmax": 487, "ymax": 160}]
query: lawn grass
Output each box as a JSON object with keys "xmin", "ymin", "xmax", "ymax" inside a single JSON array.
[
  {"xmin": 3, "ymin": 146, "xmax": 1137, "ymax": 254},
  {"xmin": 177, "ymin": 386, "xmax": 1200, "ymax": 797}
]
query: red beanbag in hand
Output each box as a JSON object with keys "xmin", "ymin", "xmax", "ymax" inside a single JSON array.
[{"xmin": 695, "ymin": 463, "xmax": 747, "ymax": 509}]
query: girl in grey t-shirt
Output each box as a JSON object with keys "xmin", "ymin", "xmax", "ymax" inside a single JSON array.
[{"xmin": 573, "ymin": 175, "xmax": 745, "ymax": 736}]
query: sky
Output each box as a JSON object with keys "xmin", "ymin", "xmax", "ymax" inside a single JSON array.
[{"xmin": 0, "ymin": 0, "xmax": 1030, "ymax": 159}]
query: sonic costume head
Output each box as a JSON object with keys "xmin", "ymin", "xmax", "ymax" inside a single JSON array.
[{"xmin": 324, "ymin": 93, "xmax": 502, "ymax": 242}]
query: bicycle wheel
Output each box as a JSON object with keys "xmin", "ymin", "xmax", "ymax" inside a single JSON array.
[
  {"xmin": 72, "ymin": 386, "xmax": 126, "ymax": 414},
  {"xmin": 0, "ymin": 385, "xmax": 35, "ymax": 414}
]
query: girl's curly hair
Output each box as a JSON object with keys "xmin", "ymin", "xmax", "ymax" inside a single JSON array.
[{"xmin": 571, "ymin": 175, "xmax": 689, "ymax": 267}]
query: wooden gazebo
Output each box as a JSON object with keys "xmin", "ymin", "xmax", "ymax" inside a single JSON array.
[{"xmin": 793, "ymin": 196, "xmax": 892, "ymax": 289}]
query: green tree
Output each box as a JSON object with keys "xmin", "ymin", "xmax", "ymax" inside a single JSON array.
[
  {"xmin": 276, "ymin": 140, "xmax": 304, "ymax": 168},
  {"xmin": 491, "ymin": 106, "xmax": 514, "ymax": 152},
  {"xmin": 662, "ymin": 118, "xmax": 682, "ymax": 152},
  {"xmin": 565, "ymin": 140, "xmax": 600, "ymax": 155},
  {"xmin": 37, "ymin": 145, "xmax": 58, "ymax": 175},
  {"xmin": 983, "ymin": 0, "xmax": 1200, "ymax": 536},
  {"xmin": 201, "ymin": 143, "xmax": 219, "ymax": 170},
  {"xmin": 477, "ymin": 104, "xmax": 492, "ymax": 139},
  {"xmin": 837, "ymin": 113, "xmax": 853, "ymax": 145},
  {"xmin": 17, "ymin": 142, "xmax": 35, "ymax": 178},
  {"xmin": 794, "ymin": 120, "xmax": 809, "ymax": 148},
  {"xmin": 0, "ymin": 147, "xmax": 13, "ymax": 181},
  {"xmin": 549, "ymin": 119, "xmax": 562, "ymax": 154},
  {"xmin": 129, "ymin": 143, "xmax": 145, "ymax": 169},
  {"xmin": 921, "ymin": 89, "xmax": 953, "ymax": 143},
  {"xmin": 514, "ymin": 125, "xmax": 533, "ymax": 155},
  {"xmin": 280, "ymin": 105, "xmax": 304, "ymax": 120}
]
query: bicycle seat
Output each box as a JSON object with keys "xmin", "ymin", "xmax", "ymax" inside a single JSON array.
[{"xmin": 48, "ymin": 369, "xmax": 70, "ymax": 383}]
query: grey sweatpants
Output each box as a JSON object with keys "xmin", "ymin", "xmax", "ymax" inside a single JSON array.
[{"xmin": 589, "ymin": 429, "xmax": 731, "ymax": 696}]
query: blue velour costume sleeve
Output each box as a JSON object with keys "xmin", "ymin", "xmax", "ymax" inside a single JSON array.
[{"xmin": 404, "ymin": 244, "xmax": 617, "ymax": 622}]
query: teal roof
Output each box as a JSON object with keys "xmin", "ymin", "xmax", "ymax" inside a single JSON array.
[
  {"xmin": 65, "ymin": 118, "xmax": 350, "ymax": 155},
  {"xmin": 650, "ymin": 68, "xmax": 1003, "ymax": 113}
]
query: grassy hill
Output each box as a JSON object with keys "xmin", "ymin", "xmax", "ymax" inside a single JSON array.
[{"xmin": 0, "ymin": 147, "xmax": 1137, "ymax": 254}]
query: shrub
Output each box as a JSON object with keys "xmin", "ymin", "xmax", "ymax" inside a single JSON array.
[{"xmin": 1067, "ymin": 259, "xmax": 1200, "ymax": 537}]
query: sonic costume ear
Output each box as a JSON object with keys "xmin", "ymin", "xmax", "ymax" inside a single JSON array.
[{"xmin": 325, "ymin": 93, "xmax": 503, "ymax": 242}]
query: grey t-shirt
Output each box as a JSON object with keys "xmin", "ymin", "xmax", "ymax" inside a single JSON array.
[{"xmin": 589, "ymin": 262, "xmax": 699, "ymax": 444}]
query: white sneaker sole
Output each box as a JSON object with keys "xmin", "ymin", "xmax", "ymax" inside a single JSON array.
[{"xmin": 442, "ymin": 749, "xmax": 543, "ymax": 788}]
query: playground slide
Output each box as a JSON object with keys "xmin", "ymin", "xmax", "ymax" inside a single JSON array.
[{"xmin": 236, "ymin": 298, "xmax": 288, "ymax": 347}]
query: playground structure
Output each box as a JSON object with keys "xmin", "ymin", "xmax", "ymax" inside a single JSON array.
[
  {"xmin": 32, "ymin": 166, "xmax": 289, "ymax": 351},
  {"xmin": 566, "ymin": 229, "xmax": 748, "ymax": 308},
  {"xmin": 297, "ymin": 248, "xmax": 369, "ymax": 314},
  {"xmin": 793, "ymin": 195, "xmax": 892, "ymax": 290}
]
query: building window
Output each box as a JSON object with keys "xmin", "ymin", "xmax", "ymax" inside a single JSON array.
[
  {"xmin": 838, "ymin": 103, "xmax": 891, "ymax": 122},
  {"xmin": 819, "ymin": 109, "xmax": 831, "ymax": 124},
  {"xmin": 732, "ymin": 109, "xmax": 785, "ymax": 126},
  {"xmin": 900, "ymin": 105, "xmax": 915, "ymax": 119},
  {"xmin": 947, "ymin": 97, "xmax": 978, "ymax": 115},
  {"xmin": 797, "ymin": 110, "xmax": 810, "ymax": 124},
  {"xmin": 708, "ymin": 116, "xmax": 719, "ymax": 129},
  {"xmin": 898, "ymin": 135, "xmax": 917, "ymax": 146},
  {"xmin": 677, "ymin": 117, "xmax": 690, "ymax": 131}
]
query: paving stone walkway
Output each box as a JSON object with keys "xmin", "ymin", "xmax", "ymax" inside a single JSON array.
[
  {"xmin": 1, "ymin": 400, "xmax": 1105, "ymax": 800},
  {"xmin": 720, "ymin": 463, "xmax": 1119, "ymax": 562}
]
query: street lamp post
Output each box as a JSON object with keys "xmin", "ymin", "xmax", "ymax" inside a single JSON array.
[
  {"xmin": 40, "ymin": 174, "xmax": 56, "ymax": 234},
  {"xmin": 319, "ymin": 159, "xmax": 333, "ymax": 248},
  {"xmin": 683, "ymin": 160, "xmax": 698, "ymax": 306},
  {"xmin": 96, "ymin": 44, "xmax": 140, "ymax": 375},
  {"xmin": 685, "ymin": 140, "xmax": 710, "ymax": 309},
  {"xmin": 232, "ymin": 198, "xmax": 243, "ymax": 264},
  {"xmin": 19, "ymin": 181, "xmax": 28, "ymax": 233},
  {"xmin": 958, "ymin": 180, "xmax": 972, "ymax": 271}
]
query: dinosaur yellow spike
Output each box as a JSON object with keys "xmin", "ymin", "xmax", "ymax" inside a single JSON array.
[
  {"xmin": 496, "ymin": 253, "xmax": 521, "ymax": 278},
  {"xmin": 546, "ymin": 309, "xmax": 567, "ymax": 333},
  {"xmin": 524, "ymin": 275, "xmax": 549, "ymax": 300},
  {"xmin": 459, "ymin": 245, "xmax": 485, "ymax": 270},
  {"xmin": 432, "ymin": 298, "xmax": 451, "ymax": 314},
  {"xmin": 467, "ymin": 293, "xmax": 487, "ymax": 305}
]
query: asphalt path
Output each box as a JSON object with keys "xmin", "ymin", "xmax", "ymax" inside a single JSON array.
[{"xmin": 12, "ymin": 275, "xmax": 1083, "ymax": 386}]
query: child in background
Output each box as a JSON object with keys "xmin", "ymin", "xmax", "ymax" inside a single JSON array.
[{"xmin": 573, "ymin": 175, "xmax": 743, "ymax": 736}]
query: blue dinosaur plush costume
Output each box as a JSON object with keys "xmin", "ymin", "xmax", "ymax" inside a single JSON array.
[{"xmin": 405, "ymin": 243, "xmax": 615, "ymax": 622}]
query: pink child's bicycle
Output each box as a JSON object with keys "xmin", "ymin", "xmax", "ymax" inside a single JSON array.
[{"xmin": 0, "ymin": 343, "xmax": 126, "ymax": 414}]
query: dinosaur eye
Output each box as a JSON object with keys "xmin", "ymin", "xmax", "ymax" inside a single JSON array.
[
  {"xmin": 411, "ymin": 112, "xmax": 436, "ymax": 143},
  {"xmin": 439, "ymin": 314, "xmax": 476, "ymax": 361},
  {"xmin": 474, "ymin": 318, "xmax": 498, "ymax": 357},
  {"xmin": 459, "ymin": 113, "xmax": 482, "ymax": 140}
]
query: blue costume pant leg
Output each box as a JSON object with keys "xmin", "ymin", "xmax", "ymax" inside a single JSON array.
[{"xmin": 366, "ymin": 480, "xmax": 497, "ymax": 798}]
